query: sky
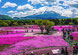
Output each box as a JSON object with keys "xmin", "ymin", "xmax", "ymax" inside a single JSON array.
[{"xmin": 0, "ymin": 0, "xmax": 78, "ymax": 18}]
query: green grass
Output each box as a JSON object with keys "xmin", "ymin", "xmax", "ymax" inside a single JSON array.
[
  {"xmin": 65, "ymin": 33, "xmax": 76, "ymax": 47},
  {"xmin": 65, "ymin": 38, "xmax": 76, "ymax": 47},
  {"xmin": 36, "ymin": 32, "xmax": 47, "ymax": 35},
  {"xmin": 36, "ymin": 31, "xmax": 55, "ymax": 35}
]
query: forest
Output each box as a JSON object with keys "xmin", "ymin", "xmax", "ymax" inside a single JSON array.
[{"xmin": 0, "ymin": 18, "xmax": 78, "ymax": 27}]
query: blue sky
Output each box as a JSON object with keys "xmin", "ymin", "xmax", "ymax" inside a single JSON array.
[
  {"xmin": 0, "ymin": 0, "xmax": 28, "ymax": 14},
  {"xmin": 0, "ymin": 0, "xmax": 78, "ymax": 18}
]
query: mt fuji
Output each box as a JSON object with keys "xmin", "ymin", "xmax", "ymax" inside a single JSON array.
[{"xmin": 25, "ymin": 10, "xmax": 70, "ymax": 19}]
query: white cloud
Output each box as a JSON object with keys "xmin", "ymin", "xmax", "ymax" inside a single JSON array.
[
  {"xmin": 17, "ymin": 4, "xmax": 34, "ymax": 10},
  {"xmin": 10, "ymin": 12, "xmax": 26, "ymax": 17},
  {"xmin": 10, "ymin": 10, "xmax": 36, "ymax": 17},
  {"xmin": 2, "ymin": 2, "xmax": 17, "ymax": 8},
  {"xmin": 11, "ymin": 6, "xmax": 48, "ymax": 17},
  {"xmin": 8, "ymin": 10, "xmax": 17, "ymax": 13},
  {"xmin": 62, "ymin": 0, "xmax": 78, "ymax": 6},
  {"xmin": 11, "ymin": 5, "xmax": 78, "ymax": 18},
  {"xmin": 51, "ymin": 6, "xmax": 78, "ymax": 18},
  {"xmin": 0, "ymin": 0, "xmax": 1, "ymax": 2},
  {"xmin": 27, "ymin": 0, "xmax": 78, "ymax": 7},
  {"xmin": 28, "ymin": 0, "xmax": 58, "ymax": 5},
  {"xmin": 9, "ymin": 0, "xmax": 78, "ymax": 18},
  {"xmin": 28, "ymin": 0, "xmax": 42, "ymax": 5}
]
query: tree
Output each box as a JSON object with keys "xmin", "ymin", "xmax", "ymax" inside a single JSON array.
[
  {"xmin": 3, "ymin": 20, "xmax": 11, "ymax": 26},
  {"xmin": 13, "ymin": 22, "xmax": 18, "ymax": 26},
  {"xmin": 69, "ymin": 22, "xmax": 74, "ymax": 25},
  {"xmin": 20, "ymin": 23, "xmax": 24, "ymax": 25},
  {"xmin": 35, "ymin": 19, "xmax": 44, "ymax": 33},
  {"xmin": 0, "ymin": 22, "xmax": 8, "ymax": 26},
  {"xmin": 43, "ymin": 20, "xmax": 55, "ymax": 34},
  {"xmin": 38, "ymin": 23, "xmax": 44, "ymax": 33}
]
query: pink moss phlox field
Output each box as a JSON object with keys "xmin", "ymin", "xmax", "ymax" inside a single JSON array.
[
  {"xmin": 0, "ymin": 34, "xmax": 24, "ymax": 37},
  {"xmin": 72, "ymin": 32, "xmax": 78, "ymax": 40},
  {"xmin": 0, "ymin": 34, "xmax": 34, "ymax": 45},
  {"xmin": 72, "ymin": 32, "xmax": 78, "ymax": 37},
  {"xmin": 2, "ymin": 27, "xmax": 24, "ymax": 30},
  {"xmin": 0, "ymin": 35, "xmax": 69, "ymax": 55},
  {"xmin": 54, "ymin": 25, "xmax": 77, "ymax": 31},
  {"xmin": 73, "ymin": 38, "xmax": 78, "ymax": 40},
  {"xmin": 1, "ymin": 25, "xmax": 40, "ymax": 30},
  {"xmin": 0, "ymin": 26, "xmax": 70, "ymax": 55},
  {"xmin": 0, "ymin": 31, "xmax": 25, "ymax": 35},
  {"xmin": 0, "ymin": 37, "xmax": 34, "ymax": 45}
]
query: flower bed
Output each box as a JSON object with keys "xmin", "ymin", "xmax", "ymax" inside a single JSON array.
[
  {"xmin": 0, "ymin": 34, "xmax": 24, "ymax": 37},
  {"xmin": 0, "ymin": 31, "xmax": 26, "ymax": 35},
  {"xmin": 0, "ymin": 34, "xmax": 34, "ymax": 45},
  {"xmin": 54, "ymin": 25, "xmax": 77, "ymax": 31},
  {"xmin": 71, "ymin": 32, "xmax": 78, "ymax": 41},
  {"xmin": 72, "ymin": 32, "xmax": 78, "ymax": 38},
  {"xmin": 1, "ymin": 26, "xmax": 40, "ymax": 30},
  {"xmin": 0, "ymin": 35, "xmax": 69, "ymax": 55},
  {"xmin": 0, "ymin": 37, "xmax": 34, "ymax": 45},
  {"xmin": 2, "ymin": 27, "xmax": 24, "ymax": 30},
  {"xmin": 73, "ymin": 38, "xmax": 78, "ymax": 40}
]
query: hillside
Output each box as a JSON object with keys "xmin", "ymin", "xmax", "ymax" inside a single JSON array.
[{"xmin": 0, "ymin": 15, "xmax": 12, "ymax": 20}]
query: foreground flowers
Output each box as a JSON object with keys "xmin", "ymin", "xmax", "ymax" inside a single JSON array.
[
  {"xmin": 0, "ymin": 34, "xmax": 34, "ymax": 45},
  {"xmin": 72, "ymin": 32, "xmax": 78, "ymax": 41},
  {"xmin": 0, "ymin": 35, "xmax": 69, "ymax": 55}
]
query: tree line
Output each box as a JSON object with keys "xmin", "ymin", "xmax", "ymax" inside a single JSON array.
[
  {"xmin": 0, "ymin": 18, "xmax": 78, "ymax": 34},
  {"xmin": 0, "ymin": 18, "xmax": 78, "ymax": 27}
]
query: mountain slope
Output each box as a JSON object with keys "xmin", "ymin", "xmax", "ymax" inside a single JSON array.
[
  {"xmin": 0, "ymin": 15, "xmax": 12, "ymax": 20},
  {"xmin": 26, "ymin": 11, "xmax": 69, "ymax": 19}
]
